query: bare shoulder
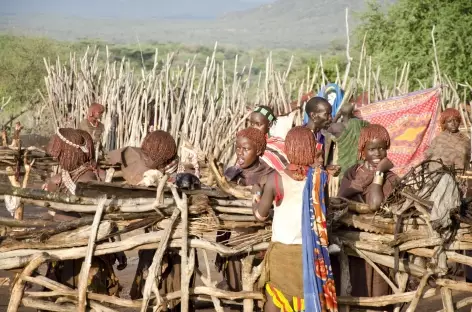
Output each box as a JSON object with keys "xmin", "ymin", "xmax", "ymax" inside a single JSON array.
[
  {"xmin": 266, "ymin": 171, "xmax": 281, "ymax": 186},
  {"xmin": 267, "ymin": 171, "xmax": 283, "ymax": 196}
]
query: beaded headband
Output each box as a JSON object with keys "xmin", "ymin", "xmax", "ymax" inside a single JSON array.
[
  {"xmin": 56, "ymin": 128, "xmax": 89, "ymax": 153},
  {"xmin": 253, "ymin": 106, "xmax": 276, "ymax": 122}
]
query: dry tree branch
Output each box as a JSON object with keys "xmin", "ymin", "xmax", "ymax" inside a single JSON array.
[
  {"xmin": 342, "ymin": 7, "xmax": 352, "ymax": 90},
  {"xmin": 77, "ymin": 196, "xmax": 107, "ymax": 311}
]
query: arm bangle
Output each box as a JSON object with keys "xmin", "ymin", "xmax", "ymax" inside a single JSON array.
[
  {"xmin": 373, "ymin": 175, "xmax": 384, "ymax": 185},
  {"xmin": 255, "ymin": 209, "xmax": 269, "ymax": 221}
]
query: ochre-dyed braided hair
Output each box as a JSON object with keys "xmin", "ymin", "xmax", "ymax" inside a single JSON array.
[
  {"xmin": 285, "ymin": 126, "xmax": 318, "ymax": 166},
  {"xmin": 141, "ymin": 130, "xmax": 177, "ymax": 169},
  {"xmin": 46, "ymin": 128, "xmax": 95, "ymax": 171},
  {"xmin": 236, "ymin": 128, "xmax": 267, "ymax": 154},
  {"xmin": 440, "ymin": 108, "xmax": 461, "ymax": 130},
  {"xmin": 358, "ymin": 124, "xmax": 390, "ymax": 160}
]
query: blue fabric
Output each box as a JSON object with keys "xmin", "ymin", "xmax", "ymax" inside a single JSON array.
[
  {"xmin": 303, "ymin": 110, "xmax": 310, "ymax": 125},
  {"xmin": 302, "ymin": 167, "xmax": 337, "ymax": 312},
  {"xmin": 318, "ymin": 83, "xmax": 344, "ymax": 118},
  {"xmin": 303, "ymin": 83, "xmax": 345, "ymax": 122}
]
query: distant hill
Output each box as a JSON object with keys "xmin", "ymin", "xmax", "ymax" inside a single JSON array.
[
  {"xmin": 0, "ymin": 0, "xmax": 396, "ymax": 49},
  {"xmin": 0, "ymin": 0, "xmax": 273, "ymax": 20}
]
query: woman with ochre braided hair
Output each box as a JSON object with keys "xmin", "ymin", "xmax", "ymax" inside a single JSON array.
[
  {"xmin": 79, "ymin": 103, "xmax": 105, "ymax": 146},
  {"xmin": 248, "ymin": 105, "xmax": 289, "ymax": 172},
  {"xmin": 216, "ymin": 128, "xmax": 276, "ymax": 309},
  {"xmin": 338, "ymin": 124, "xmax": 397, "ymax": 211},
  {"xmin": 254, "ymin": 126, "xmax": 338, "ymax": 312},
  {"xmin": 335, "ymin": 124, "xmax": 398, "ymax": 312},
  {"xmin": 224, "ymin": 127, "xmax": 275, "ymax": 186},
  {"xmin": 43, "ymin": 128, "xmax": 122, "ymax": 296},
  {"xmin": 425, "ymin": 107, "xmax": 470, "ymax": 173},
  {"xmin": 425, "ymin": 108, "xmax": 472, "ymax": 283},
  {"xmin": 43, "ymin": 128, "xmax": 105, "ymax": 203},
  {"xmin": 107, "ymin": 130, "xmax": 198, "ymax": 311},
  {"xmin": 107, "ymin": 130, "xmax": 180, "ymax": 186}
]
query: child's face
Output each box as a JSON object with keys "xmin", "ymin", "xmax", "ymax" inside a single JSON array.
[{"xmin": 363, "ymin": 138, "xmax": 388, "ymax": 168}]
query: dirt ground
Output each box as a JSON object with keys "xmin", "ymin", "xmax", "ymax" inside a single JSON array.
[{"xmin": 0, "ymin": 204, "xmax": 470, "ymax": 312}]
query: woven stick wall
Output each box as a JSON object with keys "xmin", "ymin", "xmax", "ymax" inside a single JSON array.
[{"xmin": 2, "ymin": 161, "xmax": 472, "ymax": 312}]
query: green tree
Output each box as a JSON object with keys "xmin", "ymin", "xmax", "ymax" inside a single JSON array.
[
  {"xmin": 0, "ymin": 35, "xmax": 73, "ymax": 116},
  {"xmin": 356, "ymin": 0, "xmax": 472, "ymax": 85}
]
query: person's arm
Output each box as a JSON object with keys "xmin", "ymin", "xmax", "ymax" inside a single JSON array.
[
  {"xmin": 252, "ymin": 172, "xmax": 281, "ymax": 222},
  {"xmin": 365, "ymin": 176, "xmax": 384, "ymax": 211},
  {"xmin": 326, "ymin": 123, "xmax": 346, "ymax": 139},
  {"xmin": 365, "ymin": 158, "xmax": 394, "ymax": 211}
]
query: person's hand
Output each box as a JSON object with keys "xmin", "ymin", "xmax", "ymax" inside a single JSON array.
[
  {"xmin": 376, "ymin": 158, "xmax": 394, "ymax": 173},
  {"xmin": 326, "ymin": 123, "xmax": 345, "ymax": 138},
  {"xmin": 326, "ymin": 165, "xmax": 341, "ymax": 177},
  {"xmin": 329, "ymin": 197, "xmax": 348, "ymax": 210},
  {"xmin": 252, "ymin": 184, "xmax": 263, "ymax": 203},
  {"xmin": 116, "ymin": 251, "xmax": 127, "ymax": 270}
]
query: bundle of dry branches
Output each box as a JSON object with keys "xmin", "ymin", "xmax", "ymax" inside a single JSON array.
[{"xmin": 0, "ymin": 160, "xmax": 472, "ymax": 312}]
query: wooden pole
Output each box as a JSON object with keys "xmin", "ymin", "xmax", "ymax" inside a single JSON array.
[
  {"xmin": 140, "ymin": 195, "xmax": 180, "ymax": 311},
  {"xmin": 77, "ymin": 196, "xmax": 107, "ymax": 311},
  {"xmin": 7, "ymin": 252, "xmax": 49, "ymax": 312},
  {"xmin": 170, "ymin": 185, "xmax": 190, "ymax": 312}
]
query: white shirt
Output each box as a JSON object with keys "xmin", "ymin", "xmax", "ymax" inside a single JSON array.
[{"xmin": 271, "ymin": 172, "xmax": 305, "ymax": 245}]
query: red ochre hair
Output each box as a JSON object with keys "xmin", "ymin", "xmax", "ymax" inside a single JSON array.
[
  {"xmin": 236, "ymin": 128, "xmax": 267, "ymax": 154},
  {"xmin": 285, "ymin": 126, "xmax": 318, "ymax": 166},
  {"xmin": 358, "ymin": 124, "xmax": 390, "ymax": 160}
]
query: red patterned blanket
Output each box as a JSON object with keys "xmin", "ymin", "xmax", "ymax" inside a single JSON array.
[{"xmin": 356, "ymin": 88, "xmax": 441, "ymax": 176}]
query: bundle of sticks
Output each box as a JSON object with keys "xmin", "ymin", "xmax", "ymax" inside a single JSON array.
[{"xmin": 1, "ymin": 161, "xmax": 472, "ymax": 312}]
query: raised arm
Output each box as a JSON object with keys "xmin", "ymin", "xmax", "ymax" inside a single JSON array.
[
  {"xmin": 252, "ymin": 172, "xmax": 282, "ymax": 222},
  {"xmin": 365, "ymin": 158, "xmax": 394, "ymax": 211}
]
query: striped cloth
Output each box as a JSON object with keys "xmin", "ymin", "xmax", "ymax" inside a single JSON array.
[
  {"xmin": 262, "ymin": 136, "xmax": 289, "ymax": 173},
  {"xmin": 302, "ymin": 167, "xmax": 338, "ymax": 312},
  {"xmin": 266, "ymin": 283, "xmax": 305, "ymax": 312}
]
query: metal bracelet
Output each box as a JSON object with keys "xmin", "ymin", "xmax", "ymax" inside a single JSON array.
[
  {"xmin": 373, "ymin": 175, "xmax": 384, "ymax": 185},
  {"xmin": 255, "ymin": 209, "xmax": 269, "ymax": 221}
]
